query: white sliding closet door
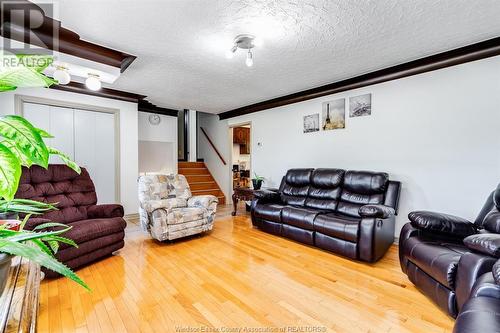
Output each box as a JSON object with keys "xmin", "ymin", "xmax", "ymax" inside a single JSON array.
[
  {"xmin": 74, "ymin": 109, "xmax": 116, "ymax": 204},
  {"xmin": 23, "ymin": 102, "xmax": 117, "ymax": 204},
  {"xmin": 48, "ymin": 107, "xmax": 74, "ymax": 163},
  {"xmin": 23, "ymin": 103, "xmax": 74, "ymax": 164}
]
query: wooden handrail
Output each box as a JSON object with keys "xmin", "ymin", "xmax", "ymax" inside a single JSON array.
[{"xmin": 200, "ymin": 127, "xmax": 227, "ymax": 165}]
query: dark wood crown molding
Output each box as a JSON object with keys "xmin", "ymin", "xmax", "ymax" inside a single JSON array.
[
  {"xmin": 50, "ymin": 81, "xmax": 145, "ymax": 103},
  {"xmin": 0, "ymin": 0, "xmax": 136, "ymax": 72},
  {"xmin": 219, "ymin": 36, "xmax": 500, "ymax": 120},
  {"xmin": 138, "ymin": 99, "xmax": 178, "ymax": 117}
]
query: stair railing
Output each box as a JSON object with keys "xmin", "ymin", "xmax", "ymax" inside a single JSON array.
[{"xmin": 200, "ymin": 127, "xmax": 227, "ymax": 165}]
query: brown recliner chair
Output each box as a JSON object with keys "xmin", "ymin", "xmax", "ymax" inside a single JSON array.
[{"xmin": 15, "ymin": 164, "xmax": 126, "ymax": 277}]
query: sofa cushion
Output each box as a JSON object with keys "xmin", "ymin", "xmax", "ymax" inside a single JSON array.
[
  {"xmin": 453, "ymin": 297, "xmax": 500, "ymax": 333},
  {"xmin": 403, "ymin": 236, "xmax": 469, "ymax": 290},
  {"xmin": 305, "ymin": 168, "xmax": 345, "ymax": 211},
  {"xmin": 337, "ymin": 170, "xmax": 388, "ymax": 218},
  {"xmin": 64, "ymin": 217, "xmax": 126, "ymax": 249},
  {"xmin": 253, "ymin": 203, "xmax": 285, "ymax": 223},
  {"xmin": 280, "ymin": 169, "xmax": 313, "ymax": 206},
  {"xmin": 313, "ymin": 213, "xmax": 360, "ymax": 242},
  {"xmin": 281, "ymin": 206, "xmax": 325, "ymax": 230}
]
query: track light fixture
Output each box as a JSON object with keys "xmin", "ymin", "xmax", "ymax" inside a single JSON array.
[{"xmin": 226, "ymin": 34, "xmax": 259, "ymax": 67}]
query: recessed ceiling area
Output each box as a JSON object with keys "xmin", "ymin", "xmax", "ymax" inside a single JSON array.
[{"xmin": 56, "ymin": 0, "xmax": 500, "ymax": 113}]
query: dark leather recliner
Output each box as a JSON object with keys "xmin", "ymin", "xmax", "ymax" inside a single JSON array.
[
  {"xmin": 453, "ymin": 259, "xmax": 500, "ymax": 333},
  {"xmin": 399, "ymin": 184, "xmax": 500, "ymax": 317},
  {"xmin": 15, "ymin": 165, "xmax": 127, "ymax": 278},
  {"xmin": 251, "ymin": 168, "xmax": 401, "ymax": 262}
]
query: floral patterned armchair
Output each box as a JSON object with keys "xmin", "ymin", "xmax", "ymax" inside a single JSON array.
[{"xmin": 138, "ymin": 174, "xmax": 218, "ymax": 241}]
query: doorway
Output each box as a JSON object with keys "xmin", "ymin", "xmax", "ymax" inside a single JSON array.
[{"xmin": 230, "ymin": 123, "xmax": 252, "ymax": 192}]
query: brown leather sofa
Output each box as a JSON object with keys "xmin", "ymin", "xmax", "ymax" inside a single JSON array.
[
  {"xmin": 15, "ymin": 165, "xmax": 127, "ymax": 277},
  {"xmin": 251, "ymin": 168, "xmax": 401, "ymax": 262},
  {"xmin": 399, "ymin": 184, "xmax": 500, "ymax": 317}
]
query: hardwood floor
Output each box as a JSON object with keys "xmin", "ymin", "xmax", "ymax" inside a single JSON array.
[{"xmin": 38, "ymin": 204, "xmax": 454, "ymax": 333}]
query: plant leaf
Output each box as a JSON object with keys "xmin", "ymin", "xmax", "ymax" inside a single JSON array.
[
  {"xmin": 31, "ymin": 239, "xmax": 55, "ymax": 256},
  {"xmin": 0, "ymin": 239, "xmax": 90, "ymax": 290},
  {"xmin": 45, "ymin": 240, "xmax": 59, "ymax": 254},
  {"xmin": 47, "ymin": 147, "xmax": 81, "ymax": 174},
  {"xmin": 42, "ymin": 235, "xmax": 77, "ymax": 248},
  {"xmin": 1, "ymin": 139, "xmax": 32, "ymax": 166},
  {"xmin": 35, "ymin": 128, "xmax": 53, "ymax": 138},
  {"xmin": 0, "ymin": 115, "xmax": 49, "ymax": 168},
  {"xmin": 5, "ymin": 228, "xmax": 71, "ymax": 243},
  {"xmin": 0, "ymin": 142, "xmax": 21, "ymax": 201},
  {"xmin": 33, "ymin": 222, "xmax": 68, "ymax": 231}
]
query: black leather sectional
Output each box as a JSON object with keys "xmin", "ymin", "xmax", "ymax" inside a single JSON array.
[
  {"xmin": 251, "ymin": 168, "xmax": 401, "ymax": 262},
  {"xmin": 400, "ymin": 184, "xmax": 500, "ymax": 320}
]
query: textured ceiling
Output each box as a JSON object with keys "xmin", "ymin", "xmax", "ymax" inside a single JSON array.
[{"xmin": 57, "ymin": 0, "xmax": 500, "ymax": 113}]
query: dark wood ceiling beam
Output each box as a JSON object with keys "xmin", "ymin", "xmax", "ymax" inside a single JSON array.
[
  {"xmin": 50, "ymin": 81, "xmax": 145, "ymax": 103},
  {"xmin": 218, "ymin": 36, "xmax": 500, "ymax": 120},
  {"xmin": 0, "ymin": 0, "xmax": 136, "ymax": 72},
  {"xmin": 138, "ymin": 100, "xmax": 178, "ymax": 117}
]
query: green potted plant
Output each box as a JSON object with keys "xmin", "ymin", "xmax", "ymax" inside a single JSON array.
[
  {"xmin": 252, "ymin": 172, "xmax": 265, "ymax": 190},
  {"xmin": 0, "ymin": 114, "xmax": 88, "ymax": 293}
]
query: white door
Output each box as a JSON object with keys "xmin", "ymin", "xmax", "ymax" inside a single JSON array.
[
  {"xmin": 23, "ymin": 103, "xmax": 117, "ymax": 204},
  {"xmin": 74, "ymin": 109, "xmax": 116, "ymax": 203}
]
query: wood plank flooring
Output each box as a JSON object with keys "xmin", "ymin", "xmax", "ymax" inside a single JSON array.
[{"xmin": 38, "ymin": 204, "xmax": 454, "ymax": 333}]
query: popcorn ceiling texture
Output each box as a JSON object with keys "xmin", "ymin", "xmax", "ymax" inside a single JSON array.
[{"xmin": 59, "ymin": 0, "xmax": 500, "ymax": 113}]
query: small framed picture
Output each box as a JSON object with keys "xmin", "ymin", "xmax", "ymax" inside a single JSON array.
[
  {"xmin": 303, "ymin": 113, "xmax": 319, "ymax": 133},
  {"xmin": 322, "ymin": 98, "xmax": 345, "ymax": 130},
  {"xmin": 349, "ymin": 93, "xmax": 372, "ymax": 117}
]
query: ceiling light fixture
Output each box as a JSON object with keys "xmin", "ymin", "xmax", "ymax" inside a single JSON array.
[
  {"xmin": 85, "ymin": 73, "xmax": 101, "ymax": 91},
  {"xmin": 53, "ymin": 66, "xmax": 71, "ymax": 85},
  {"xmin": 226, "ymin": 34, "xmax": 258, "ymax": 67}
]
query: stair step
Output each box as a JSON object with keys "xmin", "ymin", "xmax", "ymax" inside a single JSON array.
[
  {"xmin": 179, "ymin": 168, "xmax": 209, "ymax": 175},
  {"xmin": 189, "ymin": 182, "xmax": 217, "ymax": 190},
  {"xmin": 184, "ymin": 175, "xmax": 213, "ymax": 183},
  {"xmin": 192, "ymin": 189, "xmax": 221, "ymax": 194},
  {"xmin": 178, "ymin": 161, "xmax": 205, "ymax": 168}
]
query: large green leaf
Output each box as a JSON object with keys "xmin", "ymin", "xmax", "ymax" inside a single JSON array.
[
  {"xmin": 48, "ymin": 147, "xmax": 81, "ymax": 174},
  {"xmin": 1, "ymin": 139, "xmax": 32, "ymax": 166},
  {"xmin": 0, "ymin": 239, "xmax": 90, "ymax": 290},
  {"xmin": 0, "ymin": 143, "xmax": 21, "ymax": 201},
  {"xmin": 0, "ymin": 115, "xmax": 49, "ymax": 168},
  {"xmin": 0, "ymin": 54, "xmax": 56, "ymax": 89}
]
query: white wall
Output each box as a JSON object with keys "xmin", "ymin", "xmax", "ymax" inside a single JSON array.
[
  {"xmin": 138, "ymin": 111, "xmax": 178, "ymax": 174},
  {"xmin": 198, "ymin": 56, "xmax": 500, "ymax": 235},
  {"xmin": 0, "ymin": 88, "xmax": 140, "ymax": 215},
  {"xmin": 188, "ymin": 110, "xmax": 197, "ymax": 162}
]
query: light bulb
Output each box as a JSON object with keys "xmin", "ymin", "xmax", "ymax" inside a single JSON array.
[
  {"xmin": 245, "ymin": 50, "xmax": 253, "ymax": 67},
  {"xmin": 53, "ymin": 67, "xmax": 71, "ymax": 85},
  {"xmin": 85, "ymin": 74, "xmax": 101, "ymax": 91}
]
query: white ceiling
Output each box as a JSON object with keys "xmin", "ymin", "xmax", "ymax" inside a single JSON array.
[{"xmin": 57, "ymin": 0, "xmax": 500, "ymax": 114}]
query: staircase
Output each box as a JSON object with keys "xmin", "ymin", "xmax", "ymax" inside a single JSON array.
[{"xmin": 178, "ymin": 162, "xmax": 226, "ymax": 204}]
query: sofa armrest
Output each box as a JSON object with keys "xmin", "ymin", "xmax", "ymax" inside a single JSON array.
[
  {"xmin": 187, "ymin": 195, "xmax": 218, "ymax": 213},
  {"xmin": 359, "ymin": 204, "xmax": 395, "ymax": 219},
  {"xmin": 483, "ymin": 211, "xmax": 500, "ymax": 233},
  {"xmin": 455, "ymin": 252, "xmax": 497, "ymax": 310},
  {"xmin": 464, "ymin": 234, "xmax": 500, "ymax": 258},
  {"xmin": 408, "ymin": 211, "xmax": 476, "ymax": 238},
  {"xmin": 358, "ymin": 214, "xmax": 396, "ymax": 262},
  {"xmin": 87, "ymin": 204, "xmax": 124, "ymax": 219},
  {"xmin": 140, "ymin": 198, "xmax": 187, "ymax": 213},
  {"xmin": 253, "ymin": 189, "xmax": 281, "ymax": 203}
]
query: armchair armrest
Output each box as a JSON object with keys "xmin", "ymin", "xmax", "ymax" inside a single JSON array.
[
  {"xmin": 408, "ymin": 210, "xmax": 476, "ymax": 237},
  {"xmin": 464, "ymin": 234, "xmax": 500, "ymax": 258},
  {"xmin": 87, "ymin": 204, "xmax": 124, "ymax": 219},
  {"xmin": 187, "ymin": 195, "xmax": 218, "ymax": 213},
  {"xmin": 140, "ymin": 198, "xmax": 187, "ymax": 213},
  {"xmin": 359, "ymin": 204, "xmax": 395, "ymax": 219},
  {"xmin": 253, "ymin": 189, "xmax": 281, "ymax": 203},
  {"xmin": 483, "ymin": 211, "xmax": 500, "ymax": 233}
]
